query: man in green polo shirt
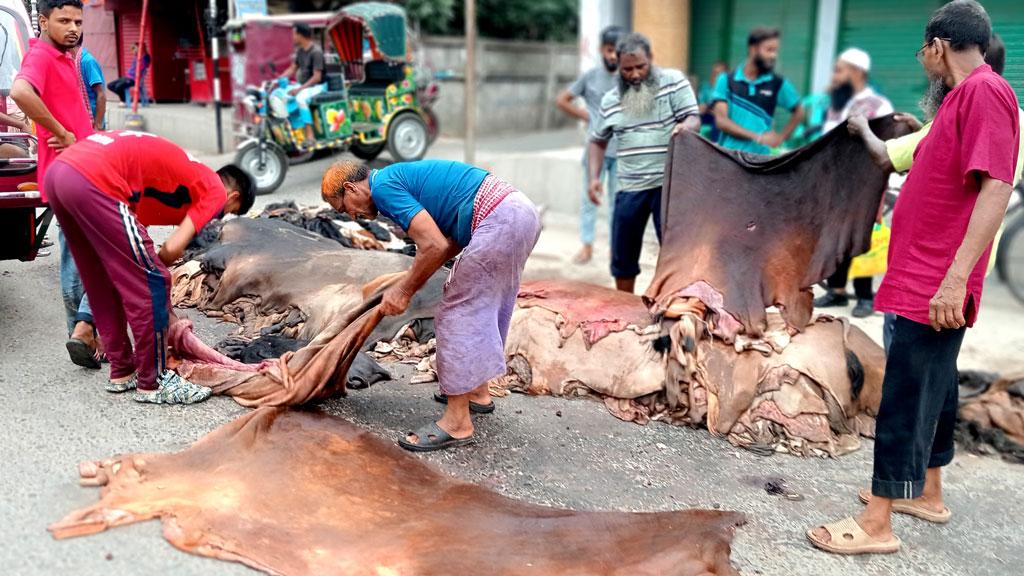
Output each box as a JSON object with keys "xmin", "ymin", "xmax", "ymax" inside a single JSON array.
[{"xmin": 712, "ymin": 27, "xmax": 805, "ymax": 154}]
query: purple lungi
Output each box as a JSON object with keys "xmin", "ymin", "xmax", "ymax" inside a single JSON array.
[
  {"xmin": 45, "ymin": 160, "xmax": 171, "ymax": 391},
  {"xmin": 435, "ymin": 187, "xmax": 541, "ymax": 396}
]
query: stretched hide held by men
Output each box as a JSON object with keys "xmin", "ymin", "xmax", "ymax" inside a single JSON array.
[
  {"xmin": 645, "ymin": 116, "xmax": 913, "ymax": 339},
  {"xmin": 50, "ymin": 408, "xmax": 746, "ymax": 575}
]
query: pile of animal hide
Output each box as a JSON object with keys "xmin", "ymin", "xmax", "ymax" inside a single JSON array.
[
  {"xmin": 503, "ymin": 280, "xmax": 884, "ymax": 457},
  {"xmin": 957, "ymin": 371, "xmax": 1024, "ymax": 463},
  {"xmin": 169, "ymin": 217, "xmax": 446, "ymax": 405},
  {"xmin": 259, "ymin": 201, "xmax": 412, "ymax": 253},
  {"xmin": 50, "ymin": 408, "xmax": 746, "ymax": 575}
]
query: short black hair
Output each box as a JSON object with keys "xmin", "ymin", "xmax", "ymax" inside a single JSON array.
[
  {"xmin": 616, "ymin": 32, "xmax": 652, "ymax": 60},
  {"xmin": 748, "ymin": 27, "xmax": 780, "ymax": 47},
  {"xmin": 925, "ymin": 0, "xmax": 990, "ymax": 54},
  {"xmin": 217, "ymin": 164, "xmax": 255, "ymax": 215},
  {"xmin": 986, "ymin": 32, "xmax": 1005, "ymax": 76},
  {"xmin": 295, "ymin": 23, "xmax": 313, "ymax": 39},
  {"xmin": 600, "ymin": 25, "xmax": 625, "ymax": 48},
  {"xmin": 40, "ymin": 0, "xmax": 83, "ymax": 16}
]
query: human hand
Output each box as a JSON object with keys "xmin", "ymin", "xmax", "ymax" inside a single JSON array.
[
  {"xmin": 929, "ymin": 271, "xmax": 967, "ymax": 331},
  {"xmin": 588, "ymin": 179, "xmax": 604, "ymax": 206},
  {"xmin": 17, "ymin": 120, "xmax": 31, "ymax": 134},
  {"xmin": 48, "ymin": 129, "xmax": 75, "ymax": 152},
  {"xmin": 381, "ymin": 284, "xmax": 413, "ymax": 316},
  {"xmin": 847, "ymin": 115, "xmax": 870, "ymax": 137},
  {"xmin": 758, "ymin": 131, "xmax": 783, "ymax": 148},
  {"xmin": 671, "ymin": 123, "xmax": 687, "ymax": 137},
  {"xmin": 288, "ymin": 87, "xmax": 300, "ymax": 96},
  {"xmin": 894, "ymin": 112, "xmax": 923, "ymax": 132}
]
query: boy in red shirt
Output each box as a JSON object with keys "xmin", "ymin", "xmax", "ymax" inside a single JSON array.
[
  {"xmin": 45, "ymin": 131, "xmax": 255, "ymax": 404},
  {"xmin": 808, "ymin": 1, "xmax": 1019, "ymax": 555},
  {"xmin": 12, "ymin": 0, "xmax": 98, "ymax": 368}
]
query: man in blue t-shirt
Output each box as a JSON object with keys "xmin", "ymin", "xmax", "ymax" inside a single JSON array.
[
  {"xmin": 711, "ymin": 27, "xmax": 804, "ymax": 154},
  {"xmin": 322, "ymin": 159, "xmax": 541, "ymax": 453},
  {"xmin": 77, "ymin": 39, "xmax": 106, "ymax": 129}
]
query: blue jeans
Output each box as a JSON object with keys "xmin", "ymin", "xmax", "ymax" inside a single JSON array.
[
  {"xmin": 580, "ymin": 154, "xmax": 617, "ymax": 245},
  {"xmin": 59, "ymin": 228, "xmax": 93, "ymax": 334}
]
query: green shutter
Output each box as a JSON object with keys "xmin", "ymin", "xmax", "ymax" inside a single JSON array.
[
  {"xmin": 838, "ymin": 0, "xmax": 943, "ymax": 115},
  {"xmin": 983, "ymin": 0, "xmax": 1024, "ymax": 106},
  {"xmin": 689, "ymin": 0, "xmax": 729, "ymax": 87}
]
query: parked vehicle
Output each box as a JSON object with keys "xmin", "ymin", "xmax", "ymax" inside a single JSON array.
[
  {"xmin": 0, "ymin": 0, "xmax": 50, "ymax": 263},
  {"xmin": 231, "ymin": 3, "xmax": 436, "ymax": 195},
  {"xmin": 996, "ymin": 184, "xmax": 1024, "ymax": 306}
]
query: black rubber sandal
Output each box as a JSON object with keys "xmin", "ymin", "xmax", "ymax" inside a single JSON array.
[
  {"xmin": 398, "ymin": 422, "xmax": 475, "ymax": 452},
  {"xmin": 66, "ymin": 338, "xmax": 101, "ymax": 370},
  {"xmin": 433, "ymin": 392, "xmax": 496, "ymax": 414}
]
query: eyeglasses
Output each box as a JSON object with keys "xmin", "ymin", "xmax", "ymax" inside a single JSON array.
[{"xmin": 916, "ymin": 37, "xmax": 951, "ymax": 62}]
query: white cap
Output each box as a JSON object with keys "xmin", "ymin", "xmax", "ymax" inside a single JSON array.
[{"xmin": 838, "ymin": 48, "xmax": 871, "ymax": 72}]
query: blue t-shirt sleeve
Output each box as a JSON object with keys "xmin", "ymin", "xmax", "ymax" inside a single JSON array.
[
  {"xmin": 82, "ymin": 58, "xmax": 104, "ymax": 87},
  {"xmin": 711, "ymin": 73, "xmax": 729, "ymax": 103},
  {"xmin": 373, "ymin": 179, "xmax": 424, "ymax": 230},
  {"xmin": 778, "ymin": 79, "xmax": 801, "ymax": 111}
]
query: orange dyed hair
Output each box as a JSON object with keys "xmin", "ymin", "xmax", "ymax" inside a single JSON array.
[{"xmin": 321, "ymin": 160, "xmax": 370, "ymax": 201}]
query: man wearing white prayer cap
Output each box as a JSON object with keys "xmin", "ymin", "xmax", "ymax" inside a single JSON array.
[{"xmin": 814, "ymin": 47, "xmax": 895, "ymax": 318}]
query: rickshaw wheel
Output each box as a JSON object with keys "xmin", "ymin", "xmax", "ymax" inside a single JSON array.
[
  {"xmin": 387, "ymin": 113, "xmax": 429, "ymax": 162},
  {"xmin": 235, "ymin": 141, "xmax": 288, "ymax": 195},
  {"xmin": 351, "ymin": 141, "xmax": 386, "ymax": 161}
]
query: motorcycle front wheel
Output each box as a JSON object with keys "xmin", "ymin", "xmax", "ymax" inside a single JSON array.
[{"xmin": 235, "ymin": 141, "xmax": 288, "ymax": 195}]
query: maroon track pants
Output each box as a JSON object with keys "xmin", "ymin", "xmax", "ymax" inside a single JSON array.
[{"xmin": 46, "ymin": 160, "xmax": 170, "ymax": 391}]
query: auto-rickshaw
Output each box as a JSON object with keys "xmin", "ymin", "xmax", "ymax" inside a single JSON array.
[
  {"xmin": 0, "ymin": 0, "xmax": 48, "ymax": 263},
  {"xmin": 232, "ymin": 2, "xmax": 437, "ymax": 195}
]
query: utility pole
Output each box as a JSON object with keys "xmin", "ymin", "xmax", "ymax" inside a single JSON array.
[
  {"xmin": 30, "ymin": 0, "xmax": 38, "ymax": 35},
  {"xmin": 209, "ymin": 0, "xmax": 224, "ymax": 153},
  {"xmin": 463, "ymin": 0, "xmax": 476, "ymax": 164}
]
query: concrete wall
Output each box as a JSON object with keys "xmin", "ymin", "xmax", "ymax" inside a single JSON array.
[{"xmin": 420, "ymin": 36, "xmax": 580, "ymax": 137}]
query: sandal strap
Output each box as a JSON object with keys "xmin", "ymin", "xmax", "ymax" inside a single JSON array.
[
  {"xmin": 410, "ymin": 422, "xmax": 451, "ymax": 446},
  {"xmin": 825, "ymin": 517, "xmax": 867, "ymax": 541}
]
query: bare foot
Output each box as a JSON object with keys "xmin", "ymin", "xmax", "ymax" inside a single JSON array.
[
  {"xmin": 863, "ymin": 490, "xmax": 947, "ymax": 514},
  {"xmin": 70, "ymin": 321, "xmax": 96, "ymax": 348},
  {"xmin": 573, "ymin": 244, "xmax": 593, "ymax": 264}
]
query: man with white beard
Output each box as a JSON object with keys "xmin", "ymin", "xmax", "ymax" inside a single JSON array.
[{"xmin": 588, "ymin": 33, "xmax": 700, "ymax": 293}]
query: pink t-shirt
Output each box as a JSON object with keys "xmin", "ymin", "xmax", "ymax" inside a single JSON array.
[
  {"xmin": 875, "ymin": 64, "xmax": 1020, "ymax": 327},
  {"xmin": 15, "ymin": 38, "xmax": 94, "ymax": 201}
]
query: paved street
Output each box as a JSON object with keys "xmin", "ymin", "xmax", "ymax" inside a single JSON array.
[{"xmin": 2, "ymin": 143, "xmax": 1023, "ymax": 576}]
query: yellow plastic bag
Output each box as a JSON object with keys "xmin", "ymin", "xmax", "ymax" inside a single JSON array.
[{"xmin": 849, "ymin": 223, "xmax": 890, "ymax": 279}]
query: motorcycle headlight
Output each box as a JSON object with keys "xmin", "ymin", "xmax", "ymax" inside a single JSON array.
[{"xmin": 268, "ymin": 94, "xmax": 288, "ymax": 119}]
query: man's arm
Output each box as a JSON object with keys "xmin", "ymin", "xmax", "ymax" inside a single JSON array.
[
  {"xmin": 778, "ymin": 104, "xmax": 805, "ymax": 142},
  {"xmin": 380, "ymin": 210, "xmax": 459, "ymax": 316},
  {"xmin": 556, "ymin": 89, "xmax": 589, "ymax": 122},
  {"xmin": 282, "ymin": 62, "xmax": 297, "ymax": 79},
  {"xmin": 159, "ymin": 216, "xmax": 198, "ymax": 266},
  {"xmin": 587, "ymin": 139, "xmax": 608, "ymax": 204},
  {"xmin": 92, "ymin": 84, "xmax": 106, "ymax": 130},
  {"xmin": 930, "ymin": 175, "xmax": 1012, "ymax": 330},
  {"xmin": 671, "ymin": 114, "xmax": 701, "ymax": 137},
  {"xmin": 848, "ymin": 115, "xmax": 893, "ymax": 171},
  {"xmin": 11, "ymin": 78, "xmax": 75, "ymax": 149},
  {"xmin": 0, "ymin": 111, "xmax": 30, "ymax": 133}
]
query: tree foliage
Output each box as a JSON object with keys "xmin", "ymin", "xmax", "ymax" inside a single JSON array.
[{"xmin": 285, "ymin": 0, "xmax": 578, "ymax": 42}]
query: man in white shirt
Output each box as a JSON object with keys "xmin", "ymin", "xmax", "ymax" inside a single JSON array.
[{"xmin": 815, "ymin": 48, "xmax": 894, "ymax": 318}]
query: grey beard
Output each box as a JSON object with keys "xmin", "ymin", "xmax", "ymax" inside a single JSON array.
[
  {"xmin": 620, "ymin": 73, "xmax": 659, "ymax": 119},
  {"xmin": 919, "ymin": 76, "xmax": 952, "ymax": 120}
]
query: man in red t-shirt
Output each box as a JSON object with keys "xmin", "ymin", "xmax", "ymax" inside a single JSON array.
[
  {"xmin": 808, "ymin": 1, "xmax": 1019, "ymax": 555},
  {"xmin": 45, "ymin": 131, "xmax": 255, "ymax": 405},
  {"xmin": 12, "ymin": 1, "xmax": 98, "ymax": 369}
]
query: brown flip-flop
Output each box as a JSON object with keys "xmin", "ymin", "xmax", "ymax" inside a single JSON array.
[
  {"xmin": 806, "ymin": 517, "xmax": 901, "ymax": 555},
  {"xmin": 858, "ymin": 488, "xmax": 952, "ymax": 524}
]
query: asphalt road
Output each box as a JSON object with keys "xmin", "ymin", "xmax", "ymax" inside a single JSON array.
[{"xmin": 2, "ymin": 153, "xmax": 1023, "ymax": 576}]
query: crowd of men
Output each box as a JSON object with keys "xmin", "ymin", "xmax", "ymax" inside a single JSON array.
[{"xmin": 559, "ymin": 0, "xmax": 1019, "ymax": 557}]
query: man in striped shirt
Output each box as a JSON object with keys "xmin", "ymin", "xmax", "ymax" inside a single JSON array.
[{"xmin": 588, "ymin": 33, "xmax": 700, "ymax": 293}]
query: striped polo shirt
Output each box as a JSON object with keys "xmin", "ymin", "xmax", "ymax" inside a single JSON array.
[{"xmin": 590, "ymin": 67, "xmax": 699, "ymax": 192}]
